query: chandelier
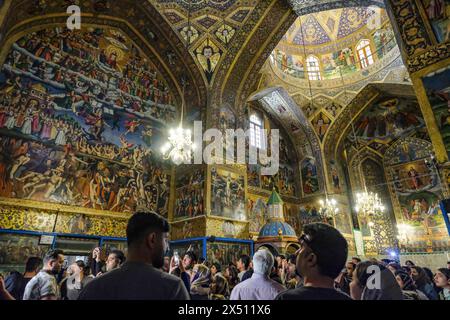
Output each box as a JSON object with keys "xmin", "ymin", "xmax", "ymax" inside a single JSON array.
[
  {"xmin": 318, "ymin": 197, "xmax": 339, "ymax": 218},
  {"xmin": 354, "ymin": 191, "xmax": 385, "ymax": 218},
  {"xmin": 160, "ymin": 78, "xmax": 195, "ymax": 165}
]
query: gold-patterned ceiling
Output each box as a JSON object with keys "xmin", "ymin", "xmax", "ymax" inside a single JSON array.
[{"xmin": 149, "ymin": 0, "xmax": 260, "ymax": 84}]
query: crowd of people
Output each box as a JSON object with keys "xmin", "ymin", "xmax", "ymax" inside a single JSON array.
[{"xmin": 0, "ymin": 211, "xmax": 449, "ymax": 300}]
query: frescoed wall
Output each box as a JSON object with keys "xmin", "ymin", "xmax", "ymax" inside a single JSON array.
[
  {"xmin": 210, "ymin": 167, "xmax": 245, "ymax": 221},
  {"xmin": 300, "ymin": 157, "xmax": 320, "ymax": 196},
  {"xmin": 419, "ymin": 0, "xmax": 450, "ymax": 43},
  {"xmin": 0, "ymin": 27, "xmax": 175, "ymax": 217},
  {"xmin": 422, "ymin": 67, "xmax": 450, "ymax": 159},
  {"xmin": 385, "ymin": 138, "xmax": 450, "ymax": 252},
  {"xmin": 174, "ymin": 165, "xmax": 205, "ymax": 220}
]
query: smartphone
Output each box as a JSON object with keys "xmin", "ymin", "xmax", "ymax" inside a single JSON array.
[{"xmin": 173, "ymin": 251, "xmax": 180, "ymax": 266}]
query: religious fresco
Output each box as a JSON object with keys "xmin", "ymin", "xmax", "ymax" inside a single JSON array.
[
  {"xmin": 0, "ymin": 27, "xmax": 175, "ymax": 216},
  {"xmin": 298, "ymin": 203, "xmax": 331, "ymax": 226},
  {"xmin": 422, "ymin": 67, "xmax": 450, "ymax": 159},
  {"xmin": 174, "ymin": 166, "xmax": 205, "ymax": 220},
  {"xmin": 284, "ymin": 202, "xmax": 301, "ymax": 235},
  {"xmin": 353, "ymin": 98, "xmax": 425, "ymax": 144},
  {"xmin": 329, "ymin": 160, "xmax": 342, "ymax": 193},
  {"xmin": 246, "ymin": 117, "xmax": 297, "ymax": 197},
  {"xmin": 169, "ymin": 240, "xmax": 203, "ymax": 262},
  {"xmin": 385, "ymin": 138, "xmax": 449, "ymax": 252},
  {"xmin": 420, "ymin": 0, "xmax": 450, "ymax": 43},
  {"xmin": 210, "ymin": 167, "xmax": 245, "ymax": 221},
  {"xmin": 312, "ymin": 112, "xmax": 331, "ymax": 141},
  {"xmin": 0, "ymin": 233, "xmax": 50, "ymax": 273},
  {"xmin": 247, "ymin": 195, "xmax": 267, "ymax": 234},
  {"xmin": 170, "ymin": 218, "xmax": 206, "ymax": 240},
  {"xmin": 372, "ymin": 24, "xmax": 396, "ymax": 59},
  {"xmin": 206, "ymin": 241, "xmax": 251, "ymax": 268},
  {"xmin": 194, "ymin": 38, "xmax": 222, "ymax": 83},
  {"xmin": 300, "ymin": 157, "xmax": 320, "ymax": 196}
]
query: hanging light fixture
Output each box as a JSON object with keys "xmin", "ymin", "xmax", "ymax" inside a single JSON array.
[
  {"xmin": 318, "ymin": 196, "xmax": 339, "ymax": 219},
  {"xmin": 160, "ymin": 77, "xmax": 195, "ymax": 165}
]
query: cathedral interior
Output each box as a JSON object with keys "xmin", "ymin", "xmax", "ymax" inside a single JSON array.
[{"xmin": 0, "ymin": 0, "xmax": 450, "ymax": 274}]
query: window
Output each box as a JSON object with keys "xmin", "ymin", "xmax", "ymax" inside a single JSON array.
[
  {"xmin": 249, "ymin": 113, "xmax": 266, "ymax": 149},
  {"xmin": 356, "ymin": 39, "xmax": 374, "ymax": 69},
  {"xmin": 306, "ymin": 55, "xmax": 321, "ymax": 81}
]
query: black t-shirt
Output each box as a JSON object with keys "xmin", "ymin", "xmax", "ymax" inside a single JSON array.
[
  {"xmin": 78, "ymin": 262, "xmax": 189, "ymax": 300},
  {"xmin": 276, "ymin": 286, "xmax": 352, "ymax": 300}
]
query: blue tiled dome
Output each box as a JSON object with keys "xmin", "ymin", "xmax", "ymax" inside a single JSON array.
[{"xmin": 258, "ymin": 221, "xmax": 296, "ymax": 237}]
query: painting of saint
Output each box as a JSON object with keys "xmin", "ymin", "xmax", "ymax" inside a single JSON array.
[
  {"xmin": 210, "ymin": 168, "xmax": 245, "ymax": 221},
  {"xmin": 195, "ymin": 39, "xmax": 222, "ymax": 83},
  {"xmin": 248, "ymin": 197, "xmax": 267, "ymax": 233},
  {"xmin": 312, "ymin": 112, "xmax": 331, "ymax": 141},
  {"xmin": 301, "ymin": 158, "xmax": 319, "ymax": 195}
]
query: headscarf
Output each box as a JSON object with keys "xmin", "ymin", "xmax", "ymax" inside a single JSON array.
[
  {"xmin": 361, "ymin": 265, "xmax": 403, "ymax": 300},
  {"xmin": 395, "ymin": 270, "xmax": 416, "ymax": 291},
  {"xmin": 190, "ymin": 264, "xmax": 211, "ymax": 296},
  {"xmin": 210, "ymin": 274, "xmax": 229, "ymax": 299}
]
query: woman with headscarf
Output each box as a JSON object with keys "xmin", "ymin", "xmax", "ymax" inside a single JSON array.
[
  {"xmin": 350, "ymin": 261, "xmax": 403, "ymax": 300},
  {"xmin": 394, "ymin": 270, "xmax": 429, "ymax": 300},
  {"xmin": 209, "ymin": 274, "xmax": 229, "ymax": 300},
  {"xmin": 224, "ymin": 265, "xmax": 239, "ymax": 292},
  {"xmin": 190, "ymin": 264, "xmax": 211, "ymax": 300},
  {"xmin": 411, "ymin": 266, "xmax": 438, "ymax": 300}
]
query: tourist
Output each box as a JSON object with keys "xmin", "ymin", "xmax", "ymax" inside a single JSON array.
[
  {"xmin": 0, "ymin": 275, "xmax": 15, "ymax": 300},
  {"xmin": 210, "ymin": 262, "xmax": 222, "ymax": 277},
  {"xmin": 4, "ymin": 256, "xmax": 42, "ymax": 300},
  {"xmin": 230, "ymin": 249, "xmax": 285, "ymax": 300},
  {"xmin": 78, "ymin": 211, "xmax": 189, "ymax": 300},
  {"xmin": 103, "ymin": 250, "xmax": 126, "ymax": 273},
  {"xmin": 434, "ymin": 268, "xmax": 450, "ymax": 300},
  {"xmin": 63, "ymin": 260, "xmax": 95, "ymax": 300},
  {"xmin": 411, "ymin": 266, "xmax": 438, "ymax": 300},
  {"xmin": 190, "ymin": 264, "xmax": 210, "ymax": 300},
  {"xmin": 350, "ymin": 261, "xmax": 402, "ymax": 300},
  {"xmin": 276, "ymin": 223, "xmax": 351, "ymax": 300},
  {"xmin": 237, "ymin": 254, "xmax": 251, "ymax": 281},
  {"xmin": 395, "ymin": 270, "xmax": 428, "ymax": 300},
  {"xmin": 182, "ymin": 251, "xmax": 197, "ymax": 277},
  {"xmin": 209, "ymin": 274, "xmax": 229, "ymax": 300},
  {"xmin": 283, "ymin": 254, "xmax": 299, "ymax": 289},
  {"xmin": 23, "ymin": 249, "xmax": 65, "ymax": 300},
  {"xmin": 335, "ymin": 261, "xmax": 355, "ymax": 295},
  {"xmin": 224, "ymin": 265, "xmax": 239, "ymax": 292},
  {"xmin": 90, "ymin": 247, "xmax": 105, "ymax": 276},
  {"xmin": 270, "ymin": 258, "xmax": 283, "ymax": 285},
  {"xmin": 352, "ymin": 257, "xmax": 361, "ymax": 265},
  {"xmin": 405, "ymin": 260, "xmax": 415, "ymax": 267}
]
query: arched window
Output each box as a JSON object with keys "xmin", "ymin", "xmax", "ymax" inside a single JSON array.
[
  {"xmin": 249, "ymin": 113, "xmax": 266, "ymax": 149},
  {"xmin": 356, "ymin": 39, "xmax": 374, "ymax": 69},
  {"xmin": 306, "ymin": 55, "xmax": 321, "ymax": 81}
]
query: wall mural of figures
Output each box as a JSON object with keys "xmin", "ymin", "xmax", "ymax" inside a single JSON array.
[
  {"xmin": 174, "ymin": 166, "xmax": 205, "ymax": 220},
  {"xmin": 206, "ymin": 241, "xmax": 251, "ymax": 269},
  {"xmin": 247, "ymin": 195, "xmax": 267, "ymax": 234},
  {"xmin": 246, "ymin": 118, "xmax": 297, "ymax": 197},
  {"xmin": 298, "ymin": 204, "xmax": 330, "ymax": 226},
  {"xmin": 301, "ymin": 157, "xmax": 319, "ymax": 196},
  {"xmin": 0, "ymin": 27, "xmax": 176, "ymax": 216},
  {"xmin": 385, "ymin": 138, "xmax": 450, "ymax": 252},
  {"xmin": 210, "ymin": 167, "xmax": 245, "ymax": 221},
  {"xmin": 312, "ymin": 112, "xmax": 331, "ymax": 141},
  {"xmin": 372, "ymin": 24, "xmax": 396, "ymax": 59},
  {"xmin": 284, "ymin": 202, "xmax": 301, "ymax": 236},
  {"xmin": 353, "ymin": 98, "xmax": 425, "ymax": 143},
  {"xmin": 329, "ymin": 160, "xmax": 343, "ymax": 193},
  {"xmin": 420, "ymin": 0, "xmax": 450, "ymax": 43},
  {"xmin": 422, "ymin": 67, "xmax": 450, "ymax": 159}
]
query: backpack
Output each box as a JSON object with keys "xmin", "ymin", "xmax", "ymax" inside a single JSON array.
[{"xmin": 4, "ymin": 271, "xmax": 26, "ymax": 300}]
